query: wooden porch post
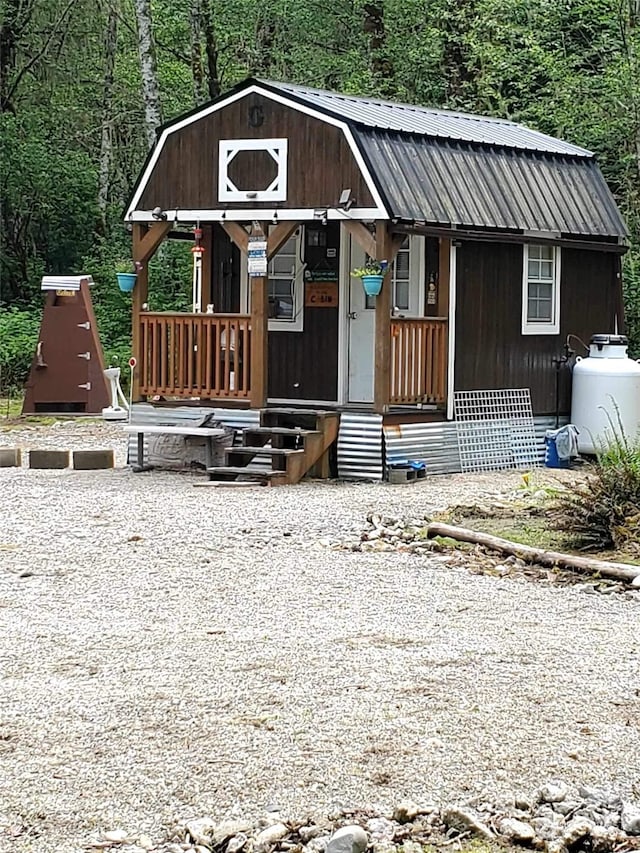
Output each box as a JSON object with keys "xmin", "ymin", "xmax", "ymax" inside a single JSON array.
[
  {"xmin": 200, "ymin": 224, "xmax": 213, "ymax": 310},
  {"xmin": 250, "ymin": 276, "xmax": 268, "ymax": 408},
  {"xmin": 131, "ymin": 221, "xmax": 172, "ymax": 401},
  {"xmin": 250, "ymin": 222, "xmax": 269, "ymax": 408},
  {"xmin": 131, "ymin": 224, "xmax": 149, "ymax": 402},
  {"xmin": 374, "ymin": 220, "xmax": 393, "ymax": 414}
]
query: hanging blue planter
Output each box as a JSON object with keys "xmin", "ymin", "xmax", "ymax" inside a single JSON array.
[
  {"xmin": 361, "ymin": 274, "xmax": 384, "ymax": 297},
  {"xmin": 116, "ymin": 272, "xmax": 137, "ymax": 293}
]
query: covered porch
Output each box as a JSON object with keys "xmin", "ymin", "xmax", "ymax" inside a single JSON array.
[{"xmin": 131, "ymin": 219, "xmax": 451, "ymax": 415}]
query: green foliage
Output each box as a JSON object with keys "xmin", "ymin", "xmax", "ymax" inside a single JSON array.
[
  {"xmin": 554, "ymin": 408, "xmax": 640, "ymax": 551},
  {"xmin": 351, "ymin": 259, "xmax": 389, "ymax": 278},
  {"xmin": 4, "ymin": 0, "xmax": 640, "ymax": 362},
  {"xmin": 0, "ymin": 308, "xmax": 40, "ymax": 394},
  {"xmin": 0, "ymin": 112, "xmax": 99, "ymax": 305}
]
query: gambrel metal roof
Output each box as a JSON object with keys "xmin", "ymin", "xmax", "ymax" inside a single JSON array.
[
  {"xmin": 263, "ymin": 80, "xmax": 592, "ymax": 158},
  {"xmin": 355, "ymin": 131, "xmax": 627, "ymax": 238},
  {"xmin": 127, "ymin": 79, "xmax": 627, "ymax": 240},
  {"xmin": 257, "ymin": 80, "xmax": 626, "ymax": 239}
]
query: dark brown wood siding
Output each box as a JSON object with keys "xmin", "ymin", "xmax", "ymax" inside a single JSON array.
[
  {"xmin": 211, "ymin": 224, "xmax": 240, "ymax": 313},
  {"xmin": 139, "ymin": 93, "xmax": 374, "ymax": 211},
  {"xmin": 454, "ymin": 241, "xmax": 621, "ymax": 415},
  {"xmin": 268, "ymin": 222, "xmax": 340, "ymax": 401}
]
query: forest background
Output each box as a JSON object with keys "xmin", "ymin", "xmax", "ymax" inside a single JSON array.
[{"xmin": 2, "ymin": 0, "xmax": 640, "ymax": 394}]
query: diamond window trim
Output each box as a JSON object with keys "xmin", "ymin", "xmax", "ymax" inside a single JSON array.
[{"xmin": 218, "ymin": 138, "xmax": 288, "ymax": 202}]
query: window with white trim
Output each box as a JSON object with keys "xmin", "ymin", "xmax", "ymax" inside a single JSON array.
[
  {"xmin": 268, "ymin": 232, "xmax": 302, "ymax": 328},
  {"xmin": 522, "ymin": 244, "xmax": 560, "ymax": 335},
  {"xmin": 240, "ymin": 228, "xmax": 304, "ymax": 332},
  {"xmin": 392, "ymin": 238, "xmax": 411, "ymax": 311},
  {"xmin": 362, "ymin": 235, "xmax": 424, "ymax": 314}
]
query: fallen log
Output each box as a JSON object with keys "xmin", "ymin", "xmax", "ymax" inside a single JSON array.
[{"xmin": 426, "ymin": 522, "xmax": 640, "ymax": 584}]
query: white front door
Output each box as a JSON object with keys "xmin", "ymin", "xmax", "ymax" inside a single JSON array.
[
  {"xmin": 347, "ymin": 239, "xmax": 376, "ymax": 402},
  {"xmin": 347, "ymin": 235, "xmax": 425, "ymax": 404}
]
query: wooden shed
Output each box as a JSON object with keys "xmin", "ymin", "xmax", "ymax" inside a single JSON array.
[{"xmin": 124, "ymin": 78, "xmax": 627, "ymax": 480}]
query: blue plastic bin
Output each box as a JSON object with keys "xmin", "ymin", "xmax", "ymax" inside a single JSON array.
[{"xmin": 544, "ymin": 434, "xmax": 571, "ymax": 469}]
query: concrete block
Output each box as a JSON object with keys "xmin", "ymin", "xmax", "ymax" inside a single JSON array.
[
  {"xmin": 0, "ymin": 448, "xmax": 22, "ymax": 467},
  {"xmin": 29, "ymin": 449, "xmax": 70, "ymax": 469},
  {"xmin": 72, "ymin": 449, "xmax": 115, "ymax": 470}
]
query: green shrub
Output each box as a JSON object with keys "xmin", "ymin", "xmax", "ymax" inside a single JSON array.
[
  {"xmin": 0, "ymin": 307, "xmax": 40, "ymax": 395},
  {"xmin": 554, "ymin": 408, "xmax": 640, "ymax": 551}
]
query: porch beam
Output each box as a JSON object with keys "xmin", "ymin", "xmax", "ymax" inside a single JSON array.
[
  {"xmin": 343, "ymin": 221, "xmax": 376, "ymax": 259},
  {"xmin": 267, "ymin": 221, "xmax": 300, "ymax": 260},
  {"xmin": 135, "ymin": 221, "xmax": 173, "ymax": 264},
  {"xmin": 221, "ymin": 222, "xmax": 250, "ymax": 254},
  {"xmin": 392, "ymin": 223, "xmax": 628, "ymax": 255},
  {"xmin": 373, "ymin": 221, "xmax": 403, "ymax": 413}
]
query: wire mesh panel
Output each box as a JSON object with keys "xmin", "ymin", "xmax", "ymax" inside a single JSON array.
[{"xmin": 454, "ymin": 389, "xmax": 541, "ymax": 473}]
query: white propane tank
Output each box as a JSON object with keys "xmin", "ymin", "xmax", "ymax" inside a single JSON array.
[{"xmin": 571, "ymin": 333, "xmax": 640, "ymax": 454}]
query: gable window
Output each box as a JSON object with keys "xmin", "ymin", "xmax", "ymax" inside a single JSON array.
[{"xmin": 522, "ymin": 244, "xmax": 560, "ymax": 335}]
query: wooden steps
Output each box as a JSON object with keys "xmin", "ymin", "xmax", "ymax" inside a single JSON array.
[
  {"xmin": 205, "ymin": 466, "xmax": 288, "ymax": 485},
  {"xmin": 205, "ymin": 408, "xmax": 339, "ymax": 486}
]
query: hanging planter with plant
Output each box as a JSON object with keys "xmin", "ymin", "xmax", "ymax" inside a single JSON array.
[
  {"xmin": 115, "ymin": 260, "xmax": 139, "ymax": 293},
  {"xmin": 351, "ymin": 259, "xmax": 388, "ymax": 297}
]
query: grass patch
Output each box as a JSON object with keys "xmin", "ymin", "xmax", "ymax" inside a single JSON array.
[
  {"xmin": 436, "ymin": 495, "xmax": 640, "ymax": 567},
  {"xmin": 553, "ymin": 406, "xmax": 640, "ymax": 554},
  {"xmin": 0, "ymin": 397, "xmax": 23, "ymax": 419}
]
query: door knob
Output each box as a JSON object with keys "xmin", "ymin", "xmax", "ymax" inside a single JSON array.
[{"xmin": 348, "ymin": 311, "xmax": 358, "ymax": 320}]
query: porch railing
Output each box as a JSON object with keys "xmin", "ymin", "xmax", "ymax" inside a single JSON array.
[
  {"xmin": 138, "ymin": 312, "xmax": 251, "ymax": 399},
  {"xmin": 390, "ymin": 317, "xmax": 448, "ymax": 404}
]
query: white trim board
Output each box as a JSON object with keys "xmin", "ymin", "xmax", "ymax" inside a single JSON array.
[
  {"xmin": 125, "ymin": 83, "xmax": 388, "ymax": 220},
  {"xmin": 446, "ymin": 243, "xmax": 457, "ymax": 421},
  {"xmin": 127, "ymin": 208, "xmax": 384, "ymax": 223}
]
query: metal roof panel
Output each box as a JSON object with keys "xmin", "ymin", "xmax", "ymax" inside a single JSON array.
[
  {"xmin": 260, "ymin": 80, "xmax": 593, "ymax": 157},
  {"xmin": 354, "ymin": 131, "xmax": 627, "ymax": 238}
]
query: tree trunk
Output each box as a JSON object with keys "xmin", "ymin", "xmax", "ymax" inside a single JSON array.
[
  {"xmin": 189, "ymin": 0, "xmax": 206, "ymax": 105},
  {"xmin": 426, "ymin": 522, "xmax": 640, "ymax": 584},
  {"xmin": 201, "ymin": 0, "xmax": 220, "ymax": 100},
  {"xmin": 133, "ymin": 0, "xmax": 162, "ymax": 149},
  {"xmin": 97, "ymin": 1, "xmax": 118, "ymax": 233},
  {"xmin": 363, "ymin": 2, "xmax": 394, "ymax": 96}
]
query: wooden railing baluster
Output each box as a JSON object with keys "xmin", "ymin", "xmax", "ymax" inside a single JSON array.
[
  {"xmin": 390, "ymin": 317, "xmax": 448, "ymax": 405},
  {"xmin": 138, "ymin": 312, "xmax": 252, "ymax": 400}
]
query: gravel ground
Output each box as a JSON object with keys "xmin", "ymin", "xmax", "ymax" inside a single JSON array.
[{"xmin": 0, "ymin": 420, "xmax": 639, "ymax": 852}]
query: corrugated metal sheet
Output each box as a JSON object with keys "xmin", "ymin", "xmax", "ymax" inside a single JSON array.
[
  {"xmin": 41, "ymin": 275, "xmax": 92, "ymax": 291},
  {"xmin": 127, "ymin": 404, "xmax": 259, "ymax": 467},
  {"xmin": 384, "ymin": 415, "xmax": 568, "ymax": 477},
  {"xmin": 263, "ymin": 80, "xmax": 591, "ymax": 157},
  {"xmin": 337, "ymin": 412, "xmax": 383, "ymax": 480},
  {"xmin": 356, "ymin": 132, "xmax": 627, "ymax": 238}
]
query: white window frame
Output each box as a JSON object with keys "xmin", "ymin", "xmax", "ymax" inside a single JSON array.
[
  {"xmin": 218, "ymin": 138, "xmax": 288, "ymax": 202},
  {"xmin": 390, "ymin": 235, "xmax": 425, "ymax": 317},
  {"xmin": 521, "ymin": 243, "xmax": 561, "ymax": 335},
  {"xmin": 355, "ymin": 235, "xmax": 425, "ymax": 315},
  {"xmin": 239, "ymin": 226, "xmax": 305, "ymax": 332}
]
